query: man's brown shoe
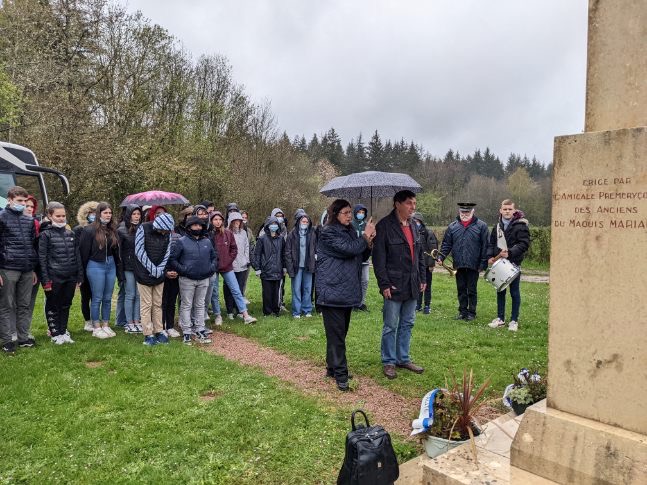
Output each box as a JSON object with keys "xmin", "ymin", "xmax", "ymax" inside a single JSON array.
[
  {"xmin": 396, "ymin": 362, "xmax": 424, "ymax": 374},
  {"xmin": 383, "ymin": 364, "xmax": 397, "ymax": 379}
]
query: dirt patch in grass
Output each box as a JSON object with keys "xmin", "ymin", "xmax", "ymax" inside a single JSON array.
[
  {"xmin": 199, "ymin": 390, "xmax": 222, "ymax": 402},
  {"xmin": 295, "ymin": 335, "xmax": 310, "ymax": 341},
  {"xmin": 204, "ymin": 331, "xmax": 421, "ymax": 439},
  {"xmin": 85, "ymin": 360, "xmax": 104, "ymax": 368}
]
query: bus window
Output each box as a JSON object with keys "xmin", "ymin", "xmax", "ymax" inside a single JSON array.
[
  {"xmin": 14, "ymin": 173, "xmax": 45, "ymax": 216},
  {"xmin": 0, "ymin": 172, "xmax": 15, "ymax": 208}
]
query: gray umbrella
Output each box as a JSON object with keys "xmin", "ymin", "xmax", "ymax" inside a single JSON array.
[{"xmin": 320, "ymin": 170, "xmax": 422, "ymax": 213}]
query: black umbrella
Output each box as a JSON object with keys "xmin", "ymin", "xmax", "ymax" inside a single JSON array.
[{"xmin": 320, "ymin": 171, "xmax": 422, "ymax": 213}]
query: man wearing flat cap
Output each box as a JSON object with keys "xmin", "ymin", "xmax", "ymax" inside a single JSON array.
[{"xmin": 438, "ymin": 203, "xmax": 489, "ymax": 321}]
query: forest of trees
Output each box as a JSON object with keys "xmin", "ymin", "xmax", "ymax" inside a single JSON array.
[{"xmin": 0, "ymin": 0, "xmax": 552, "ymax": 227}]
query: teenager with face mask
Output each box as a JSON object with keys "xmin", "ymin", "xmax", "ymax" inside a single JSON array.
[
  {"xmin": 351, "ymin": 204, "xmax": 370, "ymax": 311},
  {"xmin": 118, "ymin": 205, "xmax": 143, "ymax": 333},
  {"xmin": 252, "ymin": 216, "xmax": 285, "ymax": 317},
  {"xmin": 39, "ymin": 202, "xmax": 83, "ymax": 344},
  {"xmin": 168, "ymin": 216, "xmax": 217, "ymax": 345},
  {"xmin": 134, "ymin": 212, "xmax": 174, "ymax": 345},
  {"xmin": 79, "ymin": 202, "xmax": 121, "ymax": 339},
  {"xmin": 74, "ymin": 201, "xmax": 99, "ymax": 330},
  {"xmin": 412, "ymin": 212, "xmax": 438, "ymax": 314},
  {"xmin": 285, "ymin": 213, "xmax": 316, "ymax": 318},
  {"xmin": 0, "ymin": 186, "xmax": 38, "ymax": 354}
]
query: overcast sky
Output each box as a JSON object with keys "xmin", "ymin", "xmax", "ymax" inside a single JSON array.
[{"xmin": 126, "ymin": 0, "xmax": 588, "ymax": 163}]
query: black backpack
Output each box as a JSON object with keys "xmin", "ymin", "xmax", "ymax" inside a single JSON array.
[{"xmin": 337, "ymin": 410, "xmax": 399, "ymax": 485}]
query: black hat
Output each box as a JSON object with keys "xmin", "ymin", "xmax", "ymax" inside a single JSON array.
[{"xmin": 457, "ymin": 202, "xmax": 476, "ymax": 211}]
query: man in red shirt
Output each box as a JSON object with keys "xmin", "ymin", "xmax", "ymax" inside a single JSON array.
[{"xmin": 372, "ymin": 190, "xmax": 427, "ymax": 380}]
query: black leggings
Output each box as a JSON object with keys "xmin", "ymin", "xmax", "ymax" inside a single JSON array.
[
  {"xmin": 45, "ymin": 280, "xmax": 76, "ymax": 336},
  {"xmin": 162, "ymin": 277, "xmax": 180, "ymax": 330}
]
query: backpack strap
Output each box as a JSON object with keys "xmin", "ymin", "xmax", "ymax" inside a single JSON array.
[{"xmin": 351, "ymin": 409, "xmax": 370, "ymax": 430}]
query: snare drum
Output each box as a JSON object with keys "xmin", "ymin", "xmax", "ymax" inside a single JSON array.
[{"xmin": 484, "ymin": 259, "xmax": 520, "ymax": 292}]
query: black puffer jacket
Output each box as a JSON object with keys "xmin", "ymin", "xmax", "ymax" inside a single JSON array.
[
  {"xmin": 168, "ymin": 232, "xmax": 217, "ymax": 281},
  {"xmin": 284, "ymin": 216, "xmax": 316, "ymax": 277},
  {"xmin": 0, "ymin": 206, "xmax": 37, "ymax": 272},
  {"xmin": 372, "ymin": 210, "xmax": 426, "ymax": 302},
  {"xmin": 415, "ymin": 221, "xmax": 439, "ymax": 268},
  {"xmin": 134, "ymin": 221, "xmax": 172, "ymax": 286},
  {"xmin": 118, "ymin": 205, "xmax": 141, "ymax": 272},
  {"xmin": 487, "ymin": 211, "xmax": 530, "ymax": 266},
  {"xmin": 252, "ymin": 216, "xmax": 285, "ymax": 281},
  {"xmin": 440, "ymin": 217, "xmax": 489, "ymax": 271},
  {"xmin": 315, "ymin": 221, "xmax": 369, "ymax": 308},
  {"xmin": 38, "ymin": 225, "xmax": 83, "ymax": 284}
]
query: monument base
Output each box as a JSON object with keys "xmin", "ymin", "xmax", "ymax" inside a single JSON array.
[{"xmin": 510, "ymin": 401, "xmax": 647, "ymax": 484}]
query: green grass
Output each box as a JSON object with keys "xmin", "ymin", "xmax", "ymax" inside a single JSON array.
[
  {"xmin": 1, "ymin": 297, "xmax": 418, "ymax": 484},
  {"xmin": 228, "ymin": 270, "xmax": 549, "ymax": 399}
]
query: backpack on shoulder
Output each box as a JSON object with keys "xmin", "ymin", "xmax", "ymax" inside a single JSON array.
[{"xmin": 337, "ymin": 409, "xmax": 399, "ymax": 485}]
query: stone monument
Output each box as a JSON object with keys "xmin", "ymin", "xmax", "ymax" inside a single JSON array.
[{"xmin": 510, "ymin": 1, "xmax": 647, "ymax": 483}]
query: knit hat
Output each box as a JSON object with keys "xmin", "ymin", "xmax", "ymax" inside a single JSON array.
[
  {"xmin": 210, "ymin": 210, "xmax": 224, "ymax": 222},
  {"xmin": 153, "ymin": 212, "xmax": 174, "ymax": 231}
]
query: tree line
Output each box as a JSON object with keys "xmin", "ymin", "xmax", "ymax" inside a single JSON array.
[{"xmin": 0, "ymin": 0, "xmax": 552, "ymax": 228}]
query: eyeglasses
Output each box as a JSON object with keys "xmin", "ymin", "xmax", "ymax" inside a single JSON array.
[{"xmin": 339, "ymin": 210, "xmax": 352, "ymax": 215}]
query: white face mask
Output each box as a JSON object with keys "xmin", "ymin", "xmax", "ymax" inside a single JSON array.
[{"xmin": 52, "ymin": 221, "xmax": 67, "ymax": 228}]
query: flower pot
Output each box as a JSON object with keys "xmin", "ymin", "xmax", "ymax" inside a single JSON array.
[
  {"xmin": 423, "ymin": 434, "xmax": 469, "ymax": 458},
  {"xmin": 511, "ymin": 401, "xmax": 530, "ymax": 415}
]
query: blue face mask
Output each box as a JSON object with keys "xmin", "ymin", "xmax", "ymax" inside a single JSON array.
[
  {"xmin": 416, "ymin": 221, "xmax": 421, "ymax": 227},
  {"xmin": 276, "ymin": 217, "xmax": 284, "ymax": 224},
  {"xmin": 356, "ymin": 213, "xmax": 365, "ymax": 221},
  {"xmin": 300, "ymin": 223, "xmax": 308, "ymax": 231},
  {"xmin": 87, "ymin": 214, "xmax": 96, "ymax": 223},
  {"xmin": 12, "ymin": 204, "xmax": 26, "ymax": 212},
  {"xmin": 268, "ymin": 224, "xmax": 279, "ymax": 232}
]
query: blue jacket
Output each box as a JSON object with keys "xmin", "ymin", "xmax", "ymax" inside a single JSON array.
[
  {"xmin": 440, "ymin": 217, "xmax": 489, "ymax": 271},
  {"xmin": 168, "ymin": 234, "xmax": 217, "ymax": 280},
  {"xmin": 315, "ymin": 222, "xmax": 369, "ymax": 308}
]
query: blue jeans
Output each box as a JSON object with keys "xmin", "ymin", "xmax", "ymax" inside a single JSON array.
[
  {"xmin": 221, "ymin": 271, "xmax": 247, "ymax": 313},
  {"xmin": 115, "ymin": 279, "xmax": 126, "ymax": 326},
  {"xmin": 124, "ymin": 271, "xmax": 141, "ymax": 323},
  {"xmin": 381, "ymin": 298, "xmax": 417, "ymax": 365},
  {"xmin": 291, "ymin": 268, "xmax": 313, "ymax": 316},
  {"xmin": 86, "ymin": 257, "xmax": 117, "ymax": 322},
  {"xmin": 497, "ymin": 273, "xmax": 521, "ymax": 322},
  {"xmin": 205, "ymin": 272, "xmax": 220, "ymax": 316}
]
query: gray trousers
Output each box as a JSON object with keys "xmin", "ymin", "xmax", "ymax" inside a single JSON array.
[
  {"xmin": 0, "ymin": 269, "xmax": 35, "ymax": 344},
  {"xmin": 179, "ymin": 276, "xmax": 209, "ymax": 335},
  {"xmin": 360, "ymin": 263, "xmax": 370, "ymax": 305}
]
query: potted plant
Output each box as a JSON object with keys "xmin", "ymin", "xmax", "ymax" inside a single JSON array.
[
  {"xmin": 504, "ymin": 369, "xmax": 547, "ymax": 415},
  {"xmin": 413, "ymin": 369, "xmax": 491, "ymax": 459}
]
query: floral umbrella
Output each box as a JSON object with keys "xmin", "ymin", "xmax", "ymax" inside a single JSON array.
[{"xmin": 120, "ymin": 190, "xmax": 189, "ymax": 207}]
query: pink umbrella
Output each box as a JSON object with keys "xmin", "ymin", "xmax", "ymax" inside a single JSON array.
[{"xmin": 120, "ymin": 190, "xmax": 189, "ymax": 207}]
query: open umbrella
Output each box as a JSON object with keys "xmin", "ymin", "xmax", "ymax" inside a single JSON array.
[
  {"xmin": 320, "ymin": 171, "xmax": 422, "ymax": 213},
  {"xmin": 120, "ymin": 190, "xmax": 189, "ymax": 207}
]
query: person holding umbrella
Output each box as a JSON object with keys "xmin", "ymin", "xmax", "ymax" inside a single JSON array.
[{"xmin": 316, "ymin": 199, "xmax": 375, "ymax": 391}]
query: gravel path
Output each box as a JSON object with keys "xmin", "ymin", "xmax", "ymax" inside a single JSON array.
[{"xmin": 203, "ymin": 330, "xmax": 420, "ymax": 438}]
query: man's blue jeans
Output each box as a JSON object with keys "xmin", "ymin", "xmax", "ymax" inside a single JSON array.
[
  {"xmin": 86, "ymin": 257, "xmax": 116, "ymax": 322},
  {"xmin": 290, "ymin": 268, "xmax": 313, "ymax": 316},
  {"xmin": 497, "ymin": 273, "xmax": 521, "ymax": 322},
  {"xmin": 381, "ymin": 298, "xmax": 417, "ymax": 365}
]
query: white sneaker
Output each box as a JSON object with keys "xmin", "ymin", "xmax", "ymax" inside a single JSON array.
[
  {"xmin": 227, "ymin": 313, "xmax": 234, "ymax": 320},
  {"xmin": 243, "ymin": 315, "xmax": 257, "ymax": 324},
  {"xmin": 92, "ymin": 327, "xmax": 110, "ymax": 339},
  {"xmin": 293, "ymin": 315, "xmax": 301, "ymax": 319},
  {"xmin": 214, "ymin": 315, "xmax": 223, "ymax": 326},
  {"xmin": 305, "ymin": 313, "xmax": 313, "ymax": 318},
  {"xmin": 167, "ymin": 328, "xmax": 181, "ymax": 338},
  {"xmin": 84, "ymin": 321, "xmax": 94, "ymax": 332},
  {"xmin": 508, "ymin": 320, "xmax": 519, "ymax": 332},
  {"xmin": 51, "ymin": 335, "xmax": 65, "ymax": 345},
  {"xmin": 489, "ymin": 318, "xmax": 505, "ymax": 328},
  {"xmin": 102, "ymin": 326, "xmax": 116, "ymax": 338},
  {"xmin": 134, "ymin": 324, "xmax": 143, "ymax": 333},
  {"xmin": 237, "ymin": 313, "xmax": 244, "ymax": 319},
  {"xmin": 62, "ymin": 333, "xmax": 75, "ymax": 344}
]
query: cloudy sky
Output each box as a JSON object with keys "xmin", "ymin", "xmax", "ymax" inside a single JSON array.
[{"xmin": 126, "ymin": 0, "xmax": 589, "ymax": 163}]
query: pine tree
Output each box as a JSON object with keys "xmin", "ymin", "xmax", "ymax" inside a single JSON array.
[
  {"xmin": 367, "ymin": 130, "xmax": 384, "ymax": 171},
  {"xmin": 307, "ymin": 134, "xmax": 320, "ymax": 159}
]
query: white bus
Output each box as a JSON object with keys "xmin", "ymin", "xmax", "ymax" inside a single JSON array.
[{"xmin": 0, "ymin": 141, "xmax": 70, "ymax": 213}]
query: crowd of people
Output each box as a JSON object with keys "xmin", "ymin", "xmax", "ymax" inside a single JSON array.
[{"xmin": 0, "ymin": 185, "xmax": 530, "ymax": 392}]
